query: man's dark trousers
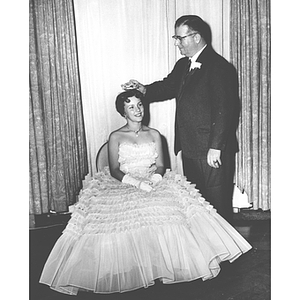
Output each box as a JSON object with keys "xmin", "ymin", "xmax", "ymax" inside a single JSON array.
[{"xmin": 182, "ymin": 151, "xmax": 235, "ymax": 224}]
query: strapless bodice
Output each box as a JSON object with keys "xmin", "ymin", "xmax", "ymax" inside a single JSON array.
[{"xmin": 118, "ymin": 142, "xmax": 158, "ymax": 179}]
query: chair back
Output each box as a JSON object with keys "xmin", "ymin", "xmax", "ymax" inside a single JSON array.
[{"xmin": 96, "ymin": 142, "xmax": 108, "ymax": 172}]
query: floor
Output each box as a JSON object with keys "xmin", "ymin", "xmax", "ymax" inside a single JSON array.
[{"xmin": 30, "ymin": 216, "xmax": 270, "ymax": 300}]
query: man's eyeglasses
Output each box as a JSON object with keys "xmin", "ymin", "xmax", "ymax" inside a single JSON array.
[{"xmin": 172, "ymin": 32, "xmax": 198, "ymax": 42}]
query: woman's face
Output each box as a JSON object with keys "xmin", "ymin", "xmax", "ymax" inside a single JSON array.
[{"xmin": 123, "ymin": 96, "xmax": 144, "ymax": 122}]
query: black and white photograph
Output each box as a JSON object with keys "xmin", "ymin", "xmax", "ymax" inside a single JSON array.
[{"xmin": 14, "ymin": 0, "xmax": 292, "ymax": 299}]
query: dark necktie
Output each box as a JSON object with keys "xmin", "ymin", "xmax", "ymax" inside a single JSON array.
[{"xmin": 182, "ymin": 59, "xmax": 191, "ymax": 87}]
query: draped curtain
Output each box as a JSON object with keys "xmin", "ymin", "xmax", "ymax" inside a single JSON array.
[
  {"xmin": 230, "ymin": 0, "xmax": 271, "ymax": 210},
  {"xmin": 30, "ymin": 0, "xmax": 270, "ymax": 219},
  {"xmin": 29, "ymin": 0, "xmax": 88, "ymax": 220},
  {"xmin": 73, "ymin": 0, "xmax": 230, "ymax": 176}
]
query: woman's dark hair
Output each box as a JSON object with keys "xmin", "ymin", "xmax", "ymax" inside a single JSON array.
[
  {"xmin": 115, "ymin": 89, "xmax": 145, "ymax": 117},
  {"xmin": 175, "ymin": 15, "xmax": 212, "ymax": 45}
]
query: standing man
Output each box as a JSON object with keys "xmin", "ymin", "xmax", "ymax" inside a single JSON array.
[{"xmin": 122, "ymin": 15, "xmax": 239, "ymax": 223}]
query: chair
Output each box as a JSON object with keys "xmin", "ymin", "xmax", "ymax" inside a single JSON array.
[{"xmin": 95, "ymin": 142, "xmax": 108, "ymax": 172}]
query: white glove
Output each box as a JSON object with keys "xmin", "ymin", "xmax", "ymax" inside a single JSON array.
[
  {"xmin": 122, "ymin": 174, "xmax": 140, "ymax": 187},
  {"xmin": 122, "ymin": 174, "xmax": 152, "ymax": 192},
  {"xmin": 139, "ymin": 181, "xmax": 153, "ymax": 192},
  {"xmin": 150, "ymin": 174, "xmax": 163, "ymax": 186}
]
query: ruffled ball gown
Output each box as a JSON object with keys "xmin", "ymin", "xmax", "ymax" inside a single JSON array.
[{"xmin": 39, "ymin": 142, "xmax": 251, "ymax": 295}]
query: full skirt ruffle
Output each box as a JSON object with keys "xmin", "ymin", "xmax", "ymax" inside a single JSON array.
[{"xmin": 39, "ymin": 169, "xmax": 251, "ymax": 295}]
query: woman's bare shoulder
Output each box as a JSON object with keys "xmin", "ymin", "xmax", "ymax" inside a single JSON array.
[
  {"xmin": 146, "ymin": 126, "xmax": 161, "ymax": 137},
  {"xmin": 109, "ymin": 126, "xmax": 127, "ymax": 141}
]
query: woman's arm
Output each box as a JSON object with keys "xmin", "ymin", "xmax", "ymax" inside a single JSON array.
[
  {"xmin": 108, "ymin": 132, "xmax": 125, "ymax": 181},
  {"xmin": 152, "ymin": 129, "xmax": 165, "ymax": 177}
]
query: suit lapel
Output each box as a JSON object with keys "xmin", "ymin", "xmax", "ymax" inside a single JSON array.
[
  {"xmin": 178, "ymin": 45, "xmax": 213, "ymax": 100},
  {"xmin": 183, "ymin": 67, "xmax": 200, "ymax": 87},
  {"xmin": 178, "ymin": 58, "xmax": 191, "ymax": 99}
]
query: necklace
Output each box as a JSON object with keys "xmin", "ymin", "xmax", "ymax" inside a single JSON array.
[{"xmin": 127, "ymin": 125, "xmax": 142, "ymax": 137}]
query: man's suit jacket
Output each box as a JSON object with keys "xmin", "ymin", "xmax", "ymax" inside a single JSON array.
[{"xmin": 145, "ymin": 45, "xmax": 239, "ymax": 159}]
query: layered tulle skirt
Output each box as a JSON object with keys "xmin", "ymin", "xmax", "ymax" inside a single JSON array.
[{"xmin": 39, "ymin": 169, "xmax": 251, "ymax": 295}]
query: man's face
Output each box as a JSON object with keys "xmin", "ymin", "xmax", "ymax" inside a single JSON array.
[{"xmin": 174, "ymin": 25, "xmax": 199, "ymax": 57}]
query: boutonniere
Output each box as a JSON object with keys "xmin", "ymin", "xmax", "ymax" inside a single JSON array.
[{"xmin": 190, "ymin": 61, "xmax": 202, "ymax": 70}]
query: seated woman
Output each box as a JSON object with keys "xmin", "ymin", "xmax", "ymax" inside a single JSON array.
[{"xmin": 39, "ymin": 89, "xmax": 251, "ymax": 295}]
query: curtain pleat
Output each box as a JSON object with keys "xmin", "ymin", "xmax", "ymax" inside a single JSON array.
[
  {"xmin": 230, "ymin": 0, "xmax": 271, "ymax": 210},
  {"xmin": 29, "ymin": 0, "xmax": 88, "ymax": 215}
]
